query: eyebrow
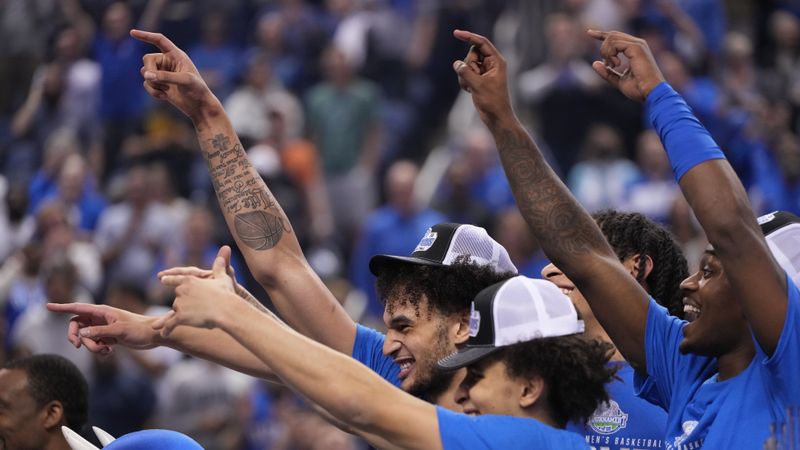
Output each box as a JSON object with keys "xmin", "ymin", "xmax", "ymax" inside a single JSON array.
[{"xmin": 388, "ymin": 315, "xmax": 414, "ymax": 329}]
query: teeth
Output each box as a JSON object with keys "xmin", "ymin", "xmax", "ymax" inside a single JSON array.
[
  {"xmin": 684, "ymin": 305, "xmax": 701, "ymax": 315},
  {"xmin": 399, "ymin": 362, "xmax": 413, "ymax": 370},
  {"xmin": 561, "ymin": 288, "xmax": 572, "ymax": 296}
]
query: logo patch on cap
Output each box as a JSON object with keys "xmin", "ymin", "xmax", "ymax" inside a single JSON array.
[
  {"xmin": 468, "ymin": 302, "xmax": 481, "ymax": 337},
  {"xmin": 758, "ymin": 213, "xmax": 776, "ymax": 225},
  {"xmin": 414, "ymin": 229, "xmax": 438, "ymax": 252}
]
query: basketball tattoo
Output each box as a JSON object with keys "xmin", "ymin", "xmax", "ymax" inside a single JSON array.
[
  {"xmin": 200, "ymin": 132, "xmax": 292, "ymax": 251},
  {"xmin": 235, "ymin": 211, "xmax": 285, "ymax": 250}
]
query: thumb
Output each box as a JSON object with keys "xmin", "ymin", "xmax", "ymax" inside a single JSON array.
[
  {"xmin": 143, "ymin": 70, "xmax": 195, "ymax": 86},
  {"xmin": 591, "ymin": 61, "xmax": 621, "ymax": 89},
  {"xmin": 453, "ymin": 60, "xmax": 481, "ymax": 91},
  {"xmin": 212, "ymin": 255, "xmax": 227, "ymax": 277},
  {"xmin": 79, "ymin": 323, "xmax": 122, "ymax": 340},
  {"xmin": 217, "ymin": 245, "xmax": 232, "ymax": 267}
]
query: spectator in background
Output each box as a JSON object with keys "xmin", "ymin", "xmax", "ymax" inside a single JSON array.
[
  {"xmin": 0, "ymin": 181, "xmax": 35, "ymax": 262},
  {"xmin": 12, "ymin": 257, "xmax": 93, "ymax": 381},
  {"xmin": 156, "ymin": 357, "xmax": 253, "ymax": 450},
  {"xmin": 306, "ymin": 45, "xmax": 381, "ymax": 246},
  {"xmin": 36, "ymin": 201, "xmax": 102, "ymax": 295},
  {"xmin": 568, "ymin": 123, "xmax": 638, "ymax": 213},
  {"xmin": 76, "ymin": 0, "xmax": 168, "ymax": 181},
  {"xmin": 27, "ymin": 128, "xmax": 80, "ymax": 213},
  {"xmin": 188, "ymin": 12, "xmax": 242, "ymax": 100},
  {"xmin": 518, "ymin": 12, "xmax": 603, "ymax": 173},
  {"xmin": 225, "ymin": 51, "xmax": 303, "ymax": 148},
  {"xmin": 0, "ymin": 243, "xmax": 45, "ymax": 358},
  {"xmin": 94, "ymin": 164, "xmax": 178, "ymax": 286},
  {"xmin": 350, "ymin": 160, "xmax": 446, "ymax": 318},
  {"xmin": 492, "ymin": 208, "xmax": 548, "ymax": 278},
  {"xmin": 0, "ymin": 354, "xmax": 89, "ymax": 450},
  {"xmin": 624, "ymin": 130, "xmax": 679, "ymax": 224},
  {"xmin": 38, "ymin": 154, "xmax": 106, "ymax": 235}
]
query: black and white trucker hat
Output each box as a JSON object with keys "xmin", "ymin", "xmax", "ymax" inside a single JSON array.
[
  {"xmin": 759, "ymin": 211, "xmax": 800, "ymax": 286},
  {"xmin": 437, "ymin": 276, "xmax": 585, "ymax": 370},
  {"xmin": 369, "ymin": 223, "xmax": 518, "ymax": 276}
]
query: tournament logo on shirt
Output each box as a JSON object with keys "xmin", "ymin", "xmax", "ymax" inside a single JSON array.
[
  {"xmin": 588, "ymin": 400, "xmax": 629, "ymax": 435},
  {"xmin": 414, "ymin": 229, "xmax": 437, "ymax": 252}
]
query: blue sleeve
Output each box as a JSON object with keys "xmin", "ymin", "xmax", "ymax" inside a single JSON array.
[
  {"xmin": 646, "ymin": 82, "xmax": 725, "ymax": 181},
  {"xmin": 436, "ymin": 407, "xmax": 587, "ymax": 450},
  {"xmin": 634, "ymin": 299, "xmax": 687, "ymax": 409},
  {"xmin": 351, "ymin": 324, "xmax": 401, "ymax": 387},
  {"xmin": 762, "ymin": 276, "xmax": 800, "ymax": 405}
]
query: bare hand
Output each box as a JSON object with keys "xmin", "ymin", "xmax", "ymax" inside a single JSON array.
[
  {"xmin": 158, "ymin": 245, "xmax": 246, "ymax": 295},
  {"xmin": 152, "ymin": 255, "xmax": 241, "ymax": 337},
  {"xmin": 46, "ymin": 303, "xmax": 159, "ymax": 354},
  {"xmin": 452, "ymin": 29, "xmax": 514, "ymax": 125},
  {"xmin": 587, "ymin": 30, "xmax": 665, "ymax": 102},
  {"xmin": 131, "ymin": 29, "xmax": 220, "ymax": 121}
]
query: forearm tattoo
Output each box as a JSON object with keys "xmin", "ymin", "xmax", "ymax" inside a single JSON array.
[
  {"xmin": 493, "ymin": 126, "xmax": 606, "ymax": 259},
  {"xmin": 202, "ymin": 133, "xmax": 291, "ymax": 250}
]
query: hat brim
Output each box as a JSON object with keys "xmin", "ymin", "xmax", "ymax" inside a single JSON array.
[
  {"xmin": 437, "ymin": 346, "xmax": 501, "ymax": 371},
  {"xmin": 369, "ymin": 254, "xmax": 445, "ymax": 276}
]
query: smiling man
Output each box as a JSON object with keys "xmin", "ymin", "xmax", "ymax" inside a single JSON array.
[{"xmin": 451, "ymin": 26, "xmax": 800, "ymax": 448}]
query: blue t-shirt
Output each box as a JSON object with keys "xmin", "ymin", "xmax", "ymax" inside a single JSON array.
[
  {"xmin": 437, "ymin": 407, "xmax": 588, "ymax": 449},
  {"xmin": 635, "ymin": 277, "xmax": 800, "ymax": 449},
  {"xmin": 567, "ymin": 362, "xmax": 666, "ymax": 450},
  {"xmin": 352, "ymin": 324, "xmax": 401, "ymax": 387}
]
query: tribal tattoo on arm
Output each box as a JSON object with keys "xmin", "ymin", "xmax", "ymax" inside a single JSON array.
[
  {"xmin": 201, "ymin": 132, "xmax": 292, "ymax": 251},
  {"xmin": 491, "ymin": 122, "xmax": 610, "ymax": 263}
]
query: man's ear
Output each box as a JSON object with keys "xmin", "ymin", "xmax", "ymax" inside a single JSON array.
[
  {"xmin": 453, "ymin": 314, "xmax": 471, "ymax": 345},
  {"xmin": 41, "ymin": 400, "xmax": 65, "ymax": 430},
  {"xmin": 623, "ymin": 254, "xmax": 654, "ymax": 283},
  {"xmin": 519, "ymin": 376, "xmax": 545, "ymax": 409}
]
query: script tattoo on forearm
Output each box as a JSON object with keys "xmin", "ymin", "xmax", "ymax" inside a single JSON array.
[
  {"xmin": 202, "ymin": 133, "xmax": 291, "ymax": 250},
  {"xmin": 493, "ymin": 126, "xmax": 605, "ymax": 259}
]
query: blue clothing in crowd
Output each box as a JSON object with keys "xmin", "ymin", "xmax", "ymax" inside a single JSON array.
[
  {"xmin": 350, "ymin": 207, "xmax": 447, "ymax": 317},
  {"xmin": 567, "ymin": 362, "xmax": 666, "ymax": 450},
  {"xmin": 634, "ymin": 278, "xmax": 800, "ymax": 449}
]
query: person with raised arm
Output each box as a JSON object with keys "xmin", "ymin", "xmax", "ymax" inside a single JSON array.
[
  {"xmin": 47, "ymin": 30, "xmax": 518, "ymax": 410},
  {"xmin": 152, "ymin": 256, "xmax": 612, "ymax": 449},
  {"xmin": 452, "ymin": 28, "xmax": 800, "ymax": 448}
]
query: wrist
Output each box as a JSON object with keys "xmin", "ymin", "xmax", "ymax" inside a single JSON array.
[
  {"xmin": 217, "ymin": 293, "xmax": 247, "ymax": 332},
  {"xmin": 189, "ymin": 95, "xmax": 225, "ymax": 129}
]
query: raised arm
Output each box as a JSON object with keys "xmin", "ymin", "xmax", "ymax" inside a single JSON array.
[
  {"xmin": 451, "ymin": 30, "xmax": 651, "ymax": 369},
  {"xmin": 130, "ymin": 29, "xmax": 356, "ymax": 353},
  {"xmin": 590, "ymin": 30, "xmax": 788, "ymax": 355},
  {"xmin": 155, "ymin": 266, "xmax": 440, "ymax": 450}
]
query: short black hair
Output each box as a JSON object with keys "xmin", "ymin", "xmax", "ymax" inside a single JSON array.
[
  {"xmin": 375, "ymin": 257, "xmax": 516, "ymax": 318},
  {"xmin": 489, "ymin": 335, "xmax": 616, "ymax": 427},
  {"xmin": 593, "ymin": 210, "xmax": 688, "ymax": 318},
  {"xmin": 4, "ymin": 354, "xmax": 89, "ymax": 430}
]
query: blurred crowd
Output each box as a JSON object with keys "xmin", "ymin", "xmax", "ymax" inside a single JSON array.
[{"xmin": 0, "ymin": 0, "xmax": 795, "ymax": 448}]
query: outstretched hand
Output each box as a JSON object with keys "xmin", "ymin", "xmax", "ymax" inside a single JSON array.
[
  {"xmin": 46, "ymin": 302, "xmax": 159, "ymax": 354},
  {"xmin": 153, "ymin": 254, "xmax": 243, "ymax": 337},
  {"xmin": 587, "ymin": 30, "xmax": 665, "ymax": 102},
  {"xmin": 452, "ymin": 29, "xmax": 514, "ymax": 125},
  {"xmin": 131, "ymin": 29, "xmax": 219, "ymax": 121}
]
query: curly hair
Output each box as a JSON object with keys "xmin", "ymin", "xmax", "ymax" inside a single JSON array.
[
  {"xmin": 487, "ymin": 335, "xmax": 617, "ymax": 427},
  {"xmin": 593, "ymin": 210, "xmax": 688, "ymax": 318},
  {"xmin": 375, "ymin": 256, "xmax": 516, "ymax": 318},
  {"xmin": 5, "ymin": 354, "xmax": 89, "ymax": 430}
]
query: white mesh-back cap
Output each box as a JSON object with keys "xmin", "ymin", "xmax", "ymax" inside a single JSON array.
[
  {"xmin": 438, "ymin": 276, "xmax": 585, "ymax": 370},
  {"xmin": 442, "ymin": 224, "xmax": 518, "ymax": 275},
  {"xmin": 759, "ymin": 211, "xmax": 800, "ymax": 287},
  {"xmin": 369, "ymin": 223, "xmax": 518, "ymax": 276}
]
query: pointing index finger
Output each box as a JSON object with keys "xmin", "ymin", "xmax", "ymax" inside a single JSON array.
[
  {"xmin": 130, "ymin": 29, "xmax": 178, "ymax": 53},
  {"xmin": 453, "ymin": 29, "xmax": 499, "ymax": 60}
]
